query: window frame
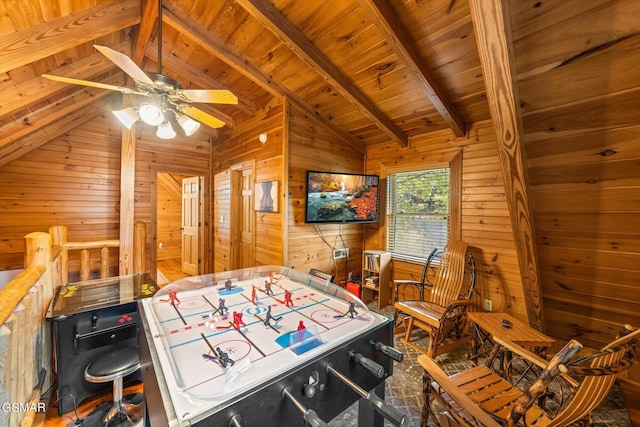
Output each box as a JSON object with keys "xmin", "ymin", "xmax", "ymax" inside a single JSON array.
[{"xmin": 380, "ymin": 151, "xmax": 462, "ymax": 263}]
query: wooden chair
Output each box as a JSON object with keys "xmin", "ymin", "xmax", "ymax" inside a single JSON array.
[
  {"xmin": 418, "ymin": 324, "xmax": 640, "ymax": 427},
  {"xmin": 393, "ymin": 240, "xmax": 476, "ymax": 358}
]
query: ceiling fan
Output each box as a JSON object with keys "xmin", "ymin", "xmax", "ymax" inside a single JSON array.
[{"xmin": 42, "ymin": 0, "xmax": 237, "ymax": 136}]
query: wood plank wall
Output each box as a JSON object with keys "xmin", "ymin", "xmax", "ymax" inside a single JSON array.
[
  {"xmin": 213, "ymin": 99, "xmax": 286, "ymax": 271},
  {"xmin": 365, "ymin": 122, "xmax": 528, "ymax": 319},
  {"xmin": 134, "ymin": 118, "xmax": 212, "ymax": 278},
  {"xmin": 157, "ymin": 173, "xmax": 186, "ymax": 262},
  {"xmin": 510, "ymin": 0, "xmax": 640, "ymax": 348},
  {"xmin": 0, "ymin": 111, "xmax": 213, "ymax": 280},
  {"xmin": 0, "ymin": 118, "xmax": 122, "ymax": 278},
  {"xmin": 287, "ymin": 102, "xmax": 367, "ymax": 282}
]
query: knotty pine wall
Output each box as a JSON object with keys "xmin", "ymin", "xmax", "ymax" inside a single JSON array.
[
  {"xmin": 287, "ymin": 102, "xmax": 366, "ymax": 282},
  {"xmin": 0, "ymin": 119, "xmax": 122, "ymax": 277},
  {"xmin": 214, "ymin": 98, "xmax": 367, "ymax": 282},
  {"xmin": 213, "ymin": 99, "xmax": 286, "ymax": 270},
  {"xmin": 157, "ymin": 173, "xmax": 187, "ymax": 262},
  {"xmin": 365, "ymin": 122, "xmax": 528, "ymax": 320},
  {"xmin": 0, "ymin": 112, "xmax": 213, "ymax": 281},
  {"xmin": 510, "ymin": 0, "xmax": 640, "ymax": 348}
]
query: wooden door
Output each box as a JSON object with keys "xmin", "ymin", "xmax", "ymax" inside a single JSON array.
[
  {"xmin": 182, "ymin": 176, "xmax": 200, "ymax": 275},
  {"xmin": 230, "ymin": 164, "xmax": 255, "ymax": 269},
  {"xmin": 239, "ymin": 168, "xmax": 254, "ymax": 268}
]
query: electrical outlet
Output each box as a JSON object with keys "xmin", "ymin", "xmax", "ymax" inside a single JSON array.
[
  {"xmin": 483, "ymin": 299, "xmax": 493, "ymax": 312},
  {"xmin": 333, "ymin": 248, "xmax": 349, "ymax": 259}
]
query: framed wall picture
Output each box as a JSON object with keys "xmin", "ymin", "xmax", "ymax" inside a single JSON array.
[{"xmin": 255, "ymin": 180, "xmax": 278, "ymax": 212}]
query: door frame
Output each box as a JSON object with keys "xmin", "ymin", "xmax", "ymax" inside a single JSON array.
[
  {"xmin": 230, "ymin": 160, "xmax": 255, "ymax": 269},
  {"xmin": 152, "ymin": 169, "xmax": 210, "ymax": 280}
]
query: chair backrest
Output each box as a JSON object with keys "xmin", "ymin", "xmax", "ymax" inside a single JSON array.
[
  {"xmin": 429, "ymin": 240, "xmax": 469, "ymax": 307},
  {"xmin": 547, "ymin": 325, "xmax": 639, "ymax": 427}
]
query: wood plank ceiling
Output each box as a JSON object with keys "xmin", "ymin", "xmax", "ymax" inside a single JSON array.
[{"xmin": 0, "ymin": 0, "xmax": 489, "ymax": 166}]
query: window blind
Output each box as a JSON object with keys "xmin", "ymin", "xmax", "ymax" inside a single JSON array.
[{"xmin": 386, "ymin": 168, "xmax": 450, "ymax": 260}]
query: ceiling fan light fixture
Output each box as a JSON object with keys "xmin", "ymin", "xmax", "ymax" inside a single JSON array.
[
  {"xmin": 156, "ymin": 121, "xmax": 176, "ymax": 139},
  {"xmin": 112, "ymin": 107, "xmax": 139, "ymax": 129},
  {"xmin": 177, "ymin": 114, "xmax": 201, "ymax": 136},
  {"xmin": 139, "ymin": 103, "xmax": 165, "ymax": 126}
]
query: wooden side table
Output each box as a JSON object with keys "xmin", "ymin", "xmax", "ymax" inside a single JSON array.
[{"xmin": 468, "ymin": 312, "xmax": 555, "ymax": 379}]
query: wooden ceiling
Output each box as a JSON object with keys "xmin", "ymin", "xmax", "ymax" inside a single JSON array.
[{"xmin": 0, "ymin": 0, "xmax": 493, "ymax": 165}]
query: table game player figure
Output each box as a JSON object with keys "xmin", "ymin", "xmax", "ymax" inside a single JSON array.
[
  {"xmin": 264, "ymin": 305, "xmax": 282, "ymax": 327},
  {"xmin": 224, "ymin": 278, "xmax": 233, "ymax": 291},
  {"xmin": 233, "ymin": 311, "xmax": 246, "ymax": 330},
  {"xmin": 335, "ymin": 301, "xmax": 358, "ymax": 319},
  {"xmin": 216, "ymin": 347, "xmax": 235, "ymax": 368},
  {"xmin": 263, "ymin": 280, "xmax": 273, "ymax": 296},
  {"xmin": 251, "ymin": 286, "xmax": 258, "ymax": 305},
  {"xmin": 168, "ymin": 289, "xmax": 180, "ymax": 306},
  {"xmin": 217, "ymin": 298, "xmax": 228, "ymax": 316},
  {"xmin": 284, "ymin": 290, "xmax": 294, "ymax": 307},
  {"xmin": 296, "ymin": 320, "xmax": 306, "ymax": 342},
  {"xmin": 345, "ymin": 301, "xmax": 358, "ymax": 318}
]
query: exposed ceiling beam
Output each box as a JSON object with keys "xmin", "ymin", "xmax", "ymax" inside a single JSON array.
[
  {"xmin": 0, "ymin": 74, "xmax": 125, "ymax": 150},
  {"xmin": 359, "ymin": 0, "xmax": 466, "ymax": 138},
  {"xmin": 162, "ymin": 0, "xmax": 364, "ymax": 153},
  {"xmin": 469, "ymin": 0, "xmax": 544, "ymax": 331},
  {"xmin": 0, "ymin": 0, "xmax": 140, "ymax": 74},
  {"xmin": 145, "ymin": 42, "xmax": 256, "ymax": 116},
  {"xmin": 0, "ymin": 94, "xmax": 119, "ymax": 168},
  {"xmin": 235, "ymin": 0, "xmax": 408, "ymax": 147},
  {"xmin": 132, "ymin": 0, "xmax": 158, "ymax": 65},
  {"xmin": 0, "ymin": 42, "xmax": 130, "ymax": 118},
  {"xmin": 162, "ymin": 1, "xmax": 282, "ymax": 98}
]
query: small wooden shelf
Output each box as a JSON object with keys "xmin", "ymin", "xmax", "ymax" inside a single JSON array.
[{"xmin": 362, "ymin": 250, "xmax": 391, "ymax": 308}]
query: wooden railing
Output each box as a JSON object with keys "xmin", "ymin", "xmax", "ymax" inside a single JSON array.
[{"xmin": 0, "ymin": 223, "xmax": 146, "ymax": 427}]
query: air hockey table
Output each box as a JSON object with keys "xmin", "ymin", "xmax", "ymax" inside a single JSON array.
[{"xmin": 138, "ymin": 266, "xmax": 405, "ymax": 426}]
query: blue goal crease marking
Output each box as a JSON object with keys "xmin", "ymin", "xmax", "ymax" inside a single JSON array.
[
  {"xmin": 167, "ymin": 297, "xmax": 330, "ymax": 350},
  {"xmin": 158, "ymin": 286, "xmax": 307, "ymax": 324}
]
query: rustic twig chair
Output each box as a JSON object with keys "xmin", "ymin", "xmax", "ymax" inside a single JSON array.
[
  {"xmin": 418, "ymin": 324, "xmax": 639, "ymax": 427},
  {"xmin": 393, "ymin": 240, "xmax": 476, "ymax": 358}
]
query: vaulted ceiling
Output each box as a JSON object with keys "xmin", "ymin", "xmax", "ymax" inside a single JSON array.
[{"xmin": 0, "ymin": 0, "xmax": 494, "ymax": 167}]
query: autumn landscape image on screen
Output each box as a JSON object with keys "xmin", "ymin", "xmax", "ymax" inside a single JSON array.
[{"xmin": 305, "ymin": 172, "xmax": 379, "ymax": 223}]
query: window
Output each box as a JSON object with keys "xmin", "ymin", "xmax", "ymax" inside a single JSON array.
[{"xmin": 386, "ymin": 168, "xmax": 450, "ymax": 261}]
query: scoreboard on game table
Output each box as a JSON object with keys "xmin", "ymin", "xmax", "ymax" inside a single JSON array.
[{"xmin": 138, "ymin": 266, "xmax": 405, "ymax": 426}]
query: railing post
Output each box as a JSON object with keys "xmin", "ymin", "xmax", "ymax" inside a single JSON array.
[
  {"xmin": 133, "ymin": 221, "xmax": 146, "ymax": 274},
  {"xmin": 25, "ymin": 232, "xmax": 51, "ymax": 268},
  {"xmin": 80, "ymin": 249, "xmax": 90, "ymax": 281},
  {"xmin": 49, "ymin": 225, "xmax": 68, "ymax": 283},
  {"xmin": 100, "ymin": 247, "xmax": 110, "ymax": 278}
]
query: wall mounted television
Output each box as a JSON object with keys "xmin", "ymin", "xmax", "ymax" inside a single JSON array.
[{"xmin": 304, "ymin": 171, "xmax": 380, "ymax": 224}]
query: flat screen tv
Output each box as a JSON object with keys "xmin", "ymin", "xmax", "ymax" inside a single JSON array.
[{"xmin": 305, "ymin": 171, "xmax": 380, "ymax": 224}]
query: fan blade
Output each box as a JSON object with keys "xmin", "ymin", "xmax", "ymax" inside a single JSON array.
[
  {"xmin": 42, "ymin": 74, "xmax": 138, "ymax": 93},
  {"xmin": 94, "ymin": 45, "xmax": 154, "ymax": 84},
  {"xmin": 179, "ymin": 89, "xmax": 238, "ymax": 104},
  {"xmin": 180, "ymin": 106, "xmax": 225, "ymax": 129}
]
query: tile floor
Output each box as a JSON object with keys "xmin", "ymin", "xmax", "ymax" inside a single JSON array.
[{"xmin": 327, "ymin": 304, "xmax": 632, "ymax": 427}]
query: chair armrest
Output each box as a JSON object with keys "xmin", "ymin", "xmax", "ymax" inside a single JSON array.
[
  {"xmin": 448, "ymin": 299, "xmax": 471, "ymax": 307},
  {"xmin": 493, "ymin": 336, "xmax": 581, "ymax": 388},
  {"xmin": 417, "ymin": 355, "xmax": 500, "ymax": 427},
  {"xmin": 392, "ymin": 279, "xmax": 422, "ymax": 285}
]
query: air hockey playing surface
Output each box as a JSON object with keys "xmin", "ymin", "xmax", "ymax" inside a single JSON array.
[{"xmin": 140, "ymin": 265, "xmax": 391, "ymax": 423}]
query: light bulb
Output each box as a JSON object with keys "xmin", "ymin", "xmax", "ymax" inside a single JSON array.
[
  {"xmin": 112, "ymin": 107, "xmax": 139, "ymax": 129},
  {"xmin": 138, "ymin": 103, "xmax": 165, "ymax": 126},
  {"xmin": 177, "ymin": 114, "xmax": 201, "ymax": 136},
  {"xmin": 156, "ymin": 121, "xmax": 176, "ymax": 139},
  {"xmin": 259, "ymin": 132, "xmax": 268, "ymax": 143}
]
